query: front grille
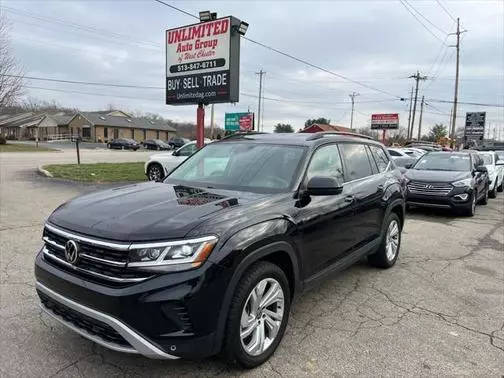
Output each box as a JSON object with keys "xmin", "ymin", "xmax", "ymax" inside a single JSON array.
[
  {"xmin": 38, "ymin": 291, "xmax": 130, "ymax": 347},
  {"xmin": 407, "ymin": 181, "xmax": 453, "ymax": 196},
  {"xmin": 42, "ymin": 226, "xmax": 152, "ymax": 285}
]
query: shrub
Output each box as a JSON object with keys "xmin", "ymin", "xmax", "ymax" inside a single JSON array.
[{"xmin": 0, "ymin": 135, "xmax": 6, "ymax": 145}]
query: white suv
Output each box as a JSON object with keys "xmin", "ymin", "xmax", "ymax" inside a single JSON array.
[
  {"xmin": 145, "ymin": 140, "xmax": 212, "ymax": 181},
  {"xmin": 479, "ymin": 151, "xmax": 504, "ymax": 198}
]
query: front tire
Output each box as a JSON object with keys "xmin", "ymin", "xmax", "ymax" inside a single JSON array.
[
  {"xmin": 497, "ymin": 181, "xmax": 503, "ymax": 193},
  {"xmin": 461, "ymin": 192, "xmax": 476, "ymax": 217},
  {"xmin": 368, "ymin": 213, "xmax": 401, "ymax": 269},
  {"xmin": 489, "ymin": 183, "xmax": 497, "ymax": 198},
  {"xmin": 147, "ymin": 163, "xmax": 164, "ymax": 182},
  {"xmin": 222, "ymin": 261, "xmax": 291, "ymax": 368}
]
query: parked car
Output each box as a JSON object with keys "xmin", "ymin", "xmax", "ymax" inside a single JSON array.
[
  {"xmin": 144, "ymin": 141, "xmax": 199, "ymax": 181},
  {"xmin": 478, "ymin": 151, "xmax": 504, "ymax": 198},
  {"xmin": 107, "ymin": 138, "xmax": 140, "ymax": 151},
  {"xmin": 35, "ymin": 132, "xmax": 405, "ymax": 367},
  {"xmin": 387, "ymin": 148, "xmax": 410, "ymax": 159},
  {"xmin": 168, "ymin": 137, "xmax": 190, "ymax": 149},
  {"xmin": 404, "ymin": 151, "xmax": 489, "ymax": 216},
  {"xmin": 143, "ymin": 139, "xmax": 171, "ymax": 151}
]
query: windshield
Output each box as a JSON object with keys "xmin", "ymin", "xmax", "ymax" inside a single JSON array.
[
  {"xmin": 166, "ymin": 142, "xmax": 306, "ymax": 193},
  {"xmin": 412, "ymin": 153, "xmax": 470, "ymax": 172},
  {"xmin": 479, "ymin": 154, "xmax": 493, "ymax": 165}
]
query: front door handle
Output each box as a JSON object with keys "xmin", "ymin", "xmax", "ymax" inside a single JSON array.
[{"xmin": 344, "ymin": 195, "xmax": 355, "ymax": 203}]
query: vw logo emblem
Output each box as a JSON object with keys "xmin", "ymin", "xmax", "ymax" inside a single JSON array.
[
  {"xmin": 425, "ymin": 184, "xmax": 433, "ymax": 189},
  {"xmin": 65, "ymin": 240, "xmax": 79, "ymax": 265}
]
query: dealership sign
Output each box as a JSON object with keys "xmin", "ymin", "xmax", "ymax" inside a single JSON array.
[
  {"xmin": 464, "ymin": 112, "xmax": 486, "ymax": 139},
  {"xmin": 165, "ymin": 17, "xmax": 241, "ymax": 105},
  {"xmin": 225, "ymin": 112, "xmax": 254, "ymax": 131},
  {"xmin": 371, "ymin": 113, "xmax": 399, "ymax": 130}
]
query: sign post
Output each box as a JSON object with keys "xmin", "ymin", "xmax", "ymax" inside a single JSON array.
[
  {"xmin": 371, "ymin": 113, "xmax": 399, "ymax": 145},
  {"xmin": 165, "ymin": 15, "xmax": 244, "ymax": 148}
]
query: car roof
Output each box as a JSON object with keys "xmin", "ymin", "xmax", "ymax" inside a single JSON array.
[{"xmin": 217, "ymin": 132, "xmax": 383, "ymax": 147}]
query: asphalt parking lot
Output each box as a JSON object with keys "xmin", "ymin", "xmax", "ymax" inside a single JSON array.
[{"xmin": 1, "ymin": 150, "xmax": 503, "ymax": 377}]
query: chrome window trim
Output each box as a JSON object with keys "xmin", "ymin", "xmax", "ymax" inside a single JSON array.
[
  {"xmin": 45, "ymin": 223, "xmax": 130, "ymax": 251},
  {"xmin": 36, "ymin": 281, "xmax": 178, "ymax": 359},
  {"xmin": 42, "ymin": 247, "xmax": 150, "ymax": 283}
]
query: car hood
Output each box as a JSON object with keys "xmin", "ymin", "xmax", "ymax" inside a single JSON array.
[
  {"xmin": 405, "ymin": 169, "xmax": 471, "ymax": 183},
  {"xmin": 48, "ymin": 182, "xmax": 270, "ymax": 241}
]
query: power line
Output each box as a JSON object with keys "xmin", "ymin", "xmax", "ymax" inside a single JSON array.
[
  {"xmin": 436, "ymin": 0, "xmax": 457, "ymax": 23},
  {"xmin": 2, "ymin": 74, "xmax": 163, "ymax": 90},
  {"xmin": 426, "ymin": 98, "xmax": 504, "ymax": 108},
  {"xmin": 403, "ymin": 0, "xmax": 448, "ymax": 36},
  {"xmin": 2, "ymin": 5, "xmax": 161, "ymax": 49},
  {"xmin": 152, "ymin": 0, "xmax": 199, "ymax": 20},
  {"xmin": 153, "ymin": 1, "xmax": 402, "ymax": 99},
  {"xmin": 398, "ymin": 0, "xmax": 446, "ymax": 44}
]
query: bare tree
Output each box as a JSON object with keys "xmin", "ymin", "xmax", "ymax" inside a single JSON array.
[{"xmin": 0, "ymin": 14, "xmax": 23, "ymax": 110}]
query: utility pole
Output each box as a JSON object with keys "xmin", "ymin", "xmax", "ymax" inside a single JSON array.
[
  {"xmin": 417, "ymin": 96, "xmax": 425, "ymax": 141},
  {"xmin": 449, "ymin": 18, "xmax": 466, "ymax": 147},
  {"xmin": 349, "ymin": 92, "xmax": 359, "ymax": 130},
  {"xmin": 409, "ymin": 71, "xmax": 427, "ymax": 139},
  {"xmin": 256, "ymin": 69, "xmax": 265, "ymax": 132},
  {"xmin": 406, "ymin": 86, "xmax": 413, "ymax": 140},
  {"xmin": 448, "ymin": 107, "xmax": 453, "ymax": 143},
  {"xmin": 210, "ymin": 104, "xmax": 215, "ymax": 139}
]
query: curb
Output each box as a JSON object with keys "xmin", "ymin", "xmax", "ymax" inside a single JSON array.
[{"xmin": 38, "ymin": 166, "xmax": 53, "ymax": 178}]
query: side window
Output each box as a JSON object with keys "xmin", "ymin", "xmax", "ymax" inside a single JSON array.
[
  {"xmin": 340, "ymin": 143, "xmax": 373, "ymax": 181},
  {"xmin": 178, "ymin": 144, "xmax": 196, "ymax": 156},
  {"xmin": 388, "ymin": 149, "xmax": 401, "ymax": 157},
  {"xmin": 306, "ymin": 144, "xmax": 344, "ymax": 181},
  {"xmin": 369, "ymin": 145, "xmax": 390, "ymax": 173}
]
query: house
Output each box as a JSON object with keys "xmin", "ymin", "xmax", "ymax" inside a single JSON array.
[
  {"xmin": 299, "ymin": 123, "xmax": 352, "ymax": 133},
  {"xmin": 0, "ymin": 110, "xmax": 177, "ymax": 142},
  {"xmin": 67, "ymin": 111, "xmax": 177, "ymax": 143}
]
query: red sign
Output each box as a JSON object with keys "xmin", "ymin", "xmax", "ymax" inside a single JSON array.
[
  {"xmin": 239, "ymin": 114, "xmax": 254, "ymax": 131},
  {"xmin": 371, "ymin": 113, "xmax": 399, "ymax": 130}
]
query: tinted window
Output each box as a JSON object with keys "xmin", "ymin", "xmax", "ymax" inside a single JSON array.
[
  {"xmin": 413, "ymin": 153, "xmax": 470, "ymax": 172},
  {"xmin": 178, "ymin": 144, "xmax": 197, "ymax": 156},
  {"xmin": 168, "ymin": 143, "xmax": 306, "ymax": 193},
  {"xmin": 306, "ymin": 144, "xmax": 343, "ymax": 181},
  {"xmin": 388, "ymin": 149, "xmax": 402, "ymax": 157},
  {"xmin": 340, "ymin": 143, "xmax": 373, "ymax": 181},
  {"xmin": 370, "ymin": 145, "xmax": 390, "ymax": 173}
]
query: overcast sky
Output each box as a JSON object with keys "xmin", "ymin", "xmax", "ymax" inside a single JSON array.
[{"xmin": 2, "ymin": 0, "xmax": 503, "ymax": 136}]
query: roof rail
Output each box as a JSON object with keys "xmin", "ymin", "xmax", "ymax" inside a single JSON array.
[
  {"xmin": 306, "ymin": 131, "xmax": 375, "ymax": 141},
  {"xmin": 221, "ymin": 131, "xmax": 267, "ymax": 140}
]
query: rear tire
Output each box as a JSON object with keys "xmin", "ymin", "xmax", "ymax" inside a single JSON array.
[
  {"xmin": 222, "ymin": 261, "xmax": 290, "ymax": 368},
  {"xmin": 489, "ymin": 186, "xmax": 497, "ymax": 199},
  {"xmin": 497, "ymin": 181, "xmax": 503, "ymax": 192},
  {"xmin": 147, "ymin": 163, "xmax": 164, "ymax": 182},
  {"xmin": 368, "ymin": 213, "xmax": 401, "ymax": 269}
]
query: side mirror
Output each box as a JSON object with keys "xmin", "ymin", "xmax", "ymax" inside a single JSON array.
[
  {"xmin": 476, "ymin": 165, "xmax": 488, "ymax": 173},
  {"xmin": 172, "ymin": 150, "xmax": 179, "ymax": 156},
  {"xmin": 306, "ymin": 176, "xmax": 343, "ymax": 196}
]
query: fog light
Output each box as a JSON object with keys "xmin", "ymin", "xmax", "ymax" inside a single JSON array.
[{"xmin": 454, "ymin": 193, "xmax": 469, "ymax": 201}]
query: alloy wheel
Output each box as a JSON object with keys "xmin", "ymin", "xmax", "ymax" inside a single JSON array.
[
  {"xmin": 240, "ymin": 278, "xmax": 284, "ymax": 356},
  {"xmin": 385, "ymin": 219, "xmax": 400, "ymax": 261},
  {"xmin": 148, "ymin": 165, "xmax": 162, "ymax": 181}
]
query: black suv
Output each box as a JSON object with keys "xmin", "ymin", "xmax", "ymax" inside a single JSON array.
[
  {"xmin": 404, "ymin": 151, "xmax": 489, "ymax": 216},
  {"xmin": 35, "ymin": 132, "xmax": 405, "ymax": 367}
]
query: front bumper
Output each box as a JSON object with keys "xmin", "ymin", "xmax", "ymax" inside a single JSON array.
[
  {"xmin": 35, "ymin": 249, "xmax": 231, "ymax": 359},
  {"xmin": 406, "ymin": 186, "xmax": 473, "ymax": 210}
]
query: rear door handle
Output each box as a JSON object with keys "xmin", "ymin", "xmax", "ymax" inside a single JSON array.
[{"xmin": 344, "ymin": 195, "xmax": 355, "ymax": 203}]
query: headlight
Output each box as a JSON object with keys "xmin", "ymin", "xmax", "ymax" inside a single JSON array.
[
  {"xmin": 128, "ymin": 236, "xmax": 218, "ymax": 270},
  {"xmin": 452, "ymin": 178, "xmax": 472, "ymax": 188}
]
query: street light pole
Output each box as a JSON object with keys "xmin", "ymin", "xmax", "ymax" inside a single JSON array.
[{"xmin": 349, "ymin": 92, "xmax": 359, "ymax": 130}]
